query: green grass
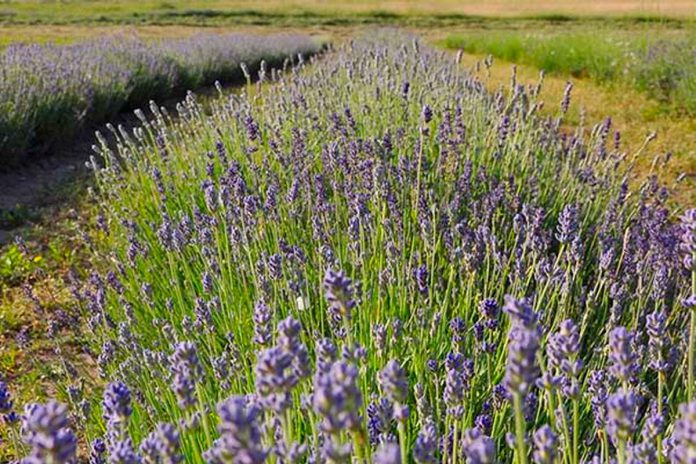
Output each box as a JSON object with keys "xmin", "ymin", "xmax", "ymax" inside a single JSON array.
[{"xmin": 441, "ymin": 28, "xmax": 696, "ymax": 115}]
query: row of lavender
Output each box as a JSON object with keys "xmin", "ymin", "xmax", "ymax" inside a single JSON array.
[
  {"xmin": 0, "ymin": 33, "xmax": 319, "ymax": 166},
  {"xmin": 2, "ymin": 31, "xmax": 694, "ymax": 462}
]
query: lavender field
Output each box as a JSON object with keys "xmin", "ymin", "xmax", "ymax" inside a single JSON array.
[
  {"xmin": 0, "ymin": 33, "xmax": 319, "ymax": 166},
  {"xmin": 1, "ymin": 26, "xmax": 695, "ymax": 464}
]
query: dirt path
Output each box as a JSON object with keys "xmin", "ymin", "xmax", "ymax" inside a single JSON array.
[
  {"xmin": 0, "ymin": 134, "xmax": 96, "ymax": 245},
  {"xmin": 0, "ymin": 85, "xmax": 238, "ymax": 246}
]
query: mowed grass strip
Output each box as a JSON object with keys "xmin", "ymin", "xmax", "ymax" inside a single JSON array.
[
  {"xmin": 442, "ymin": 29, "xmax": 696, "ymax": 116},
  {"xmin": 449, "ymin": 50, "xmax": 695, "ymax": 205}
]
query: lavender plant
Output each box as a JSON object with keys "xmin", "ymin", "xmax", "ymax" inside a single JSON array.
[
  {"xmin": 4, "ymin": 30, "xmax": 693, "ymax": 463},
  {"xmin": 0, "ymin": 33, "xmax": 319, "ymax": 165}
]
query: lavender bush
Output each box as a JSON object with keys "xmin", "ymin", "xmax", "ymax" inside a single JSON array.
[
  {"xmin": 2, "ymin": 31, "xmax": 694, "ymax": 462},
  {"xmin": 0, "ymin": 33, "xmax": 319, "ymax": 166}
]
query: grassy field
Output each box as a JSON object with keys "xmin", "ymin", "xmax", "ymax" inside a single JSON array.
[
  {"xmin": 442, "ymin": 28, "xmax": 696, "ymax": 115},
  {"xmin": 453, "ymin": 52, "xmax": 696, "ymax": 204},
  {"xmin": 0, "ymin": 0, "xmax": 693, "ymax": 28}
]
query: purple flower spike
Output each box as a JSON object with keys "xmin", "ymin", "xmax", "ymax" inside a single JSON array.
[
  {"xmin": 606, "ymin": 389, "xmax": 638, "ymax": 444},
  {"xmin": 608, "ymin": 327, "xmax": 639, "ymax": 385},
  {"xmin": 461, "ymin": 427, "xmax": 496, "ymax": 464},
  {"xmin": 204, "ymin": 396, "xmax": 267, "ymax": 464},
  {"xmin": 532, "ymin": 425, "xmax": 558, "ymax": 464},
  {"xmin": 323, "ymin": 268, "xmax": 356, "ymax": 323},
  {"xmin": 680, "ymin": 209, "xmax": 696, "ymax": 270},
  {"xmin": 413, "ymin": 421, "xmax": 438, "ymax": 463},
  {"xmin": 103, "ymin": 381, "xmax": 132, "ymax": 438},
  {"xmin": 0, "ymin": 380, "xmax": 13, "ymax": 414},
  {"xmin": 373, "ymin": 442, "xmax": 401, "ymax": 464},
  {"xmin": 169, "ymin": 342, "xmax": 203, "ymax": 411},
  {"xmin": 505, "ymin": 319, "xmax": 540, "ymax": 397},
  {"xmin": 21, "ymin": 400, "xmax": 77, "ymax": 464},
  {"xmin": 313, "ymin": 361, "xmax": 363, "ymax": 434},
  {"xmin": 378, "ymin": 360, "xmax": 409, "ymax": 405}
]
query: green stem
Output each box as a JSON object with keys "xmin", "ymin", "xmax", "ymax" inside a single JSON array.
[
  {"xmin": 452, "ymin": 421, "xmax": 458, "ymax": 464},
  {"xmin": 657, "ymin": 372, "xmax": 664, "ymax": 464},
  {"xmin": 513, "ymin": 392, "xmax": 528, "ymax": 464},
  {"xmin": 397, "ymin": 410, "xmax": 408, "ymax": 464},
  {"xmin": 617, "ymin": 439, "xmax": 626, "ymax": 464},
  {"xmin": 690, "ymin": 263, "xmax": 696, "ymax": 401},
  {"xmin": 572, "ymin": 399, "xmax": 579, "ymax": 464}
]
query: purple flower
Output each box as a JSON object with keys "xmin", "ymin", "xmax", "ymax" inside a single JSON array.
[
  {"xmin": 414, "ymin": 264, "xmax": 429, "ymax": 296},
  {"xmin": 277, "ymin": 316, "xmax": 311, "ymax": 381},
  {"xmin": 378, "ymin": 359, "xmax": 409, "ymax": 406},
  {"xmin": 479, "ymin": 298, "xmax": 499, "ymax": 327},
  {"xmin": 503, "ymin": 295, "xmax": 537, "ymax": 329},
  {"xmin": 608, "ymin": 327, "xmax": 639, "ymax": 385},
  {"xmin": 449, "ymin": 316, "xmax": 465, "ymax": 348},
  {"xmin": 606, "ymin": 389, "xmax": 638, "ymax": 444},
  {"xmin": 547, "ymin": 319, "xmax": 582, "ymax": 398},
  {"xmin": 204, "ymin": 396, "xmax": 268, "ymax": 464},
  {"xmin": 670, "ymin": 400, "xmax": 696, "ymax": 462},
  {"xmin": 422, "ymin": 105, "xmax": 433, "ymax": 124},
  {"xmin": 313, "ymin": 361, "xmax": 363, "ymax": 434},
  {"xmin": 103, "ymin": 381, "xmax": 132, "ymax": 437},
  {"xmin": 89, "ymin": 438, "xmax": 107, "ymax": 464},
  {"xmin": 505, "ymin": 323, "xmax": 540, "ymax": 397},
  {"xmin": 0, "ymin": 380, "xmax": 13, "ymax": 414},
  {"xmin": 413, "ymin": 421, "xmax": 438, "ymax": 463},
  {"xmin": 252, "ymin": 300, "xmax": 273, "ymax": 347},
  {"xmin": 323, "ymin": 268, "xmax": 356, "ymax": 325},
  {"xmin": 532, "ymin": 425, "xmax": 558, "ymax": 464},
  {"xmin": 316, "ymin": 338, "xmax": 337, "ymax": 372},
  {"xmin": 255, "ymin": 346, "xmax": 294, "ymax": 414},
  {"xmin": 587, "ymin": 370, "xmax": 608, "ymax": 429},
  {"xmin": 108, "ymin": 438, "xmax": 141, "ymax": 464},
  {"xmin": 140, "ymin": 423, "xmax": 182, "ymax": 464},
  {"xmin": 560, "ymin": 81, "xmax": 573, "ymax": 114},
  {"xmin": 367, "ymin": 397, "xmax": 393, "ymax": 444},
  {"xmin": 21, "ymin": 401, "xmax": 77, "ymax": 464},
  {"xmin": 647, "ymin": 310, "xmax": 671, "ymax": 373},
  {"xmin": 373, "ymin": 442, "xmax": 401, "ymax": 464},
  {"xmin": 169, "ymin": 342, "xmax": 203, "ymax": 410},
  {"xmin": 680, "ymin": 209, "xmax": 696, "ymax": 269},
  {"xmin": 461, "ymin": 427, "xmax": 496, "ymax": 464}
]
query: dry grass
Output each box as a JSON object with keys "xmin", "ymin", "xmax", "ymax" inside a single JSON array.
[
  {"xmin": 455, "ymin": 51, "xmax": 696, "ymax": 206},
  {"xmin": 3, "ymin": 0, "xmax": 694, "ymax": 18}
]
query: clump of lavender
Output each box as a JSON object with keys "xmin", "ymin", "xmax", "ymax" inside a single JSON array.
[
  {"xmin": 204, "ymin": 396, "xmax": 267, "ymax": 464},
  {"xmin": 504, "ymin": 296, "xmax": 540, "ymax": 464},
  {"xmin": 103, "ymin": 381, "xmax": 133, "ymax": 440},
  {"xmin": 313, "ymin": 361, "xmax": 364, "ymax": 460},
  {"xmin": 21, "ymin": 401, "xmax": 77, "ymax": 464},
  {"xmin": 0, "ymin": 380, "xmax": 16, "ymax": 423},
  {"xmin": 323, "ymin": 268, "xmax": 356, "ymax": 336},
  {"xmin": 532, "ymin": 425, "xmax": 558, "ymax": 464},
  {"xmin": 169, "ymin": 342, "xmax": 203, "ymax": 411},
  {"xmin": 373, "ymin": 442, "xmax": 401, "ymax": 464},
  {"xmin": 606, "ymin": 390, "xmax": 638, "ymax": 459},
  {"xmin": 252, "ymin": 300, "xmax": 273, "ymax": 347},
  {"xmin": 461, "ymin": 427, "xmax": 496, "ymax": 463},
  {"xmin": 608, "ymin": 327, "xmax": 638, "ymax": 387},
  {"xmin": 40, "ymin": 29, "xmax": 696, "ymax": 464},
  {"xmin": 140, "ymin": 422, "xmax": 182, "ymax": 464}
]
